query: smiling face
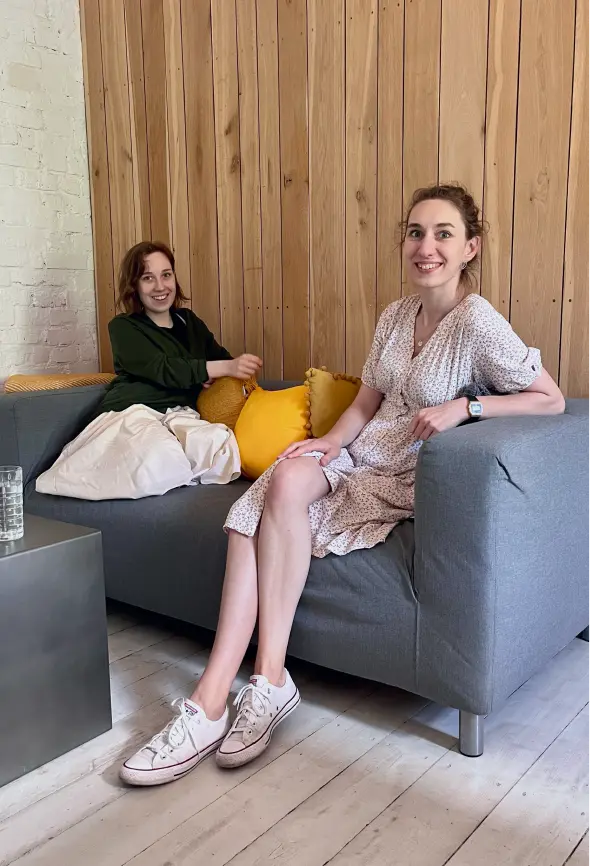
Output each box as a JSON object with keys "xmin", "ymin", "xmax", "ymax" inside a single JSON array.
[
  {"xmin": 136, "ymin": 252, "xmax": 177, "ymax": 316},
  {"xmin": 403, "ymin": 198, "xmax": 480, "ymax": 293}
]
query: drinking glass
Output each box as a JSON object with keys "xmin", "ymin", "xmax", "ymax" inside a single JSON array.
[{"xmin": 0, "ymin": 466, "xmax": 24, "ymax": 541}]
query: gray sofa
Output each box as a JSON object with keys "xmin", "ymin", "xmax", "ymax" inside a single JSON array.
[{"xmin": 1, "ymin": 383, "xmax": 588, "ymax": 756}]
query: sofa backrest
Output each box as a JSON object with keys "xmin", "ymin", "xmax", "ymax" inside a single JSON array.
[
  {"xmin": 0, "ymin": 385, "xmax": 107, "ymax": 490},
  {"xmin": 0, "ymin": 379, "xmax": 299, "ymax": 492}
]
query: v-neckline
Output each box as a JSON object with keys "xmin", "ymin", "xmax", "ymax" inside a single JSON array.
[{"xmin": 410, "ymin": 294, "xmax": 468, "ymax": 362}]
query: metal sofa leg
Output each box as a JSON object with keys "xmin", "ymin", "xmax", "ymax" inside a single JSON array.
[
  {"xmin": 578, "ymin": 626, "xmax": 589, "ymax": 642},
  {"xmin": 459, "ymin": 711, "xmax": 484, "ymax": 757}
]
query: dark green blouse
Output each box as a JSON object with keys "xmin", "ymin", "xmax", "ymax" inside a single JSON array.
[{"xmin": 99, "ymin": 309, "xmax": 232, "ymax": 414}]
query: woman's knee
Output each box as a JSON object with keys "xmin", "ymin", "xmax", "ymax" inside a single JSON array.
[{"xmin": 266, "ymin": 457, "xmax": 325, "ymax": 508}]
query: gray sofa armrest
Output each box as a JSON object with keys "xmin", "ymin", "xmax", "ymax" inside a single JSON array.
[
  {"xmin": 0, "ymin": 385, "xmax": 107, "ymax": 492},
  {"xmin": 413, "ymin": 400, "xmax": 588, "ymax": 715}
]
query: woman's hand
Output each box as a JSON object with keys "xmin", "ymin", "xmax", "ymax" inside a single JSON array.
[
  {"xmin": 279, "ymin": 436, "xmax": 342, "ymax": 467},
  {"xmin": 207, "ymin": 354, "xmax": 262, "ymax": 381},
  {"xmin": 409, "ymin": 399, "xmax": 468, "ymax": 441},
  {"xmin": 228, "ymin": 354, "xmax": 263, "ymax": 380}
]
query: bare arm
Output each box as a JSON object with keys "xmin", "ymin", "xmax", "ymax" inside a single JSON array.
[
  {"xmin": 410, "ymin": 369, "xmax": 565, "ymax": 441},
  {"xmin": 324, "ymin": 384, "xmax": 384, "ymax": 447},
  {"xmin": 478, "ymin": 368, "xmax": 565, "ymax": 417},
  {"xmin": 280, "ymin": 384, "xmax": 383, "ymax": 464}
]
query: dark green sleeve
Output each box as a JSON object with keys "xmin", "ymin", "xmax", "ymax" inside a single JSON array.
[
  {"xmin": 205, "ymin": 327, "xmax": 233, "ymax": 362},
  {"xmin": 109, "ymin": 317, "xmax": 209, "ymax": 388},
  {"xmin": 186, "ymin": 310, "xmax": 233, "ymax": 363}
]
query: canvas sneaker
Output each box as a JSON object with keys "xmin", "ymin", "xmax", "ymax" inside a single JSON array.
[
  {"xmin": 216, "ymin": 670, "xmax": 300, "ymax": 769},
  {"xmin": 120, "ymin": 697, "xmax": 230, "ymax": 786}
]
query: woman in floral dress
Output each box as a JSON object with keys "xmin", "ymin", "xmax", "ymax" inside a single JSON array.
[{"xmin": 121, "ymin": 184, "xmax": 565, "ymax": 786}]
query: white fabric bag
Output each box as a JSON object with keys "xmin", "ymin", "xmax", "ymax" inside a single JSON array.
[{"xmin": 36, "ymin": 405, "xmax": 241, "ymax": 500}]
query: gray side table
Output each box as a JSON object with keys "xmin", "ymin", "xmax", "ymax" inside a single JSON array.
[{"xmin": 0, "ymin": 514, "xmax": 112, "ymax": 787}]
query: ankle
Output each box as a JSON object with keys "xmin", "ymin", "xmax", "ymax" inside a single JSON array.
[
  {"xmin": 189, "ymin": 683, "xmax": 229, "ymax": 722},
  {"xmin": 254, "ymin": 662, "xmax": 286, "ymax": 688},
  {"xmin": 189, "ymin": 695, "xmax": 227, "ymax": 722}
]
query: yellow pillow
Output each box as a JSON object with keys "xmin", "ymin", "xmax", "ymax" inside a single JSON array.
[
  {"xmin": 234, "ymin": 385, "xmax": 311, "ymax": 480},
  {"xmin": 4, "ymin": 373, "xmax": 115, "ymax": 392},
  {"xmin": 305, "ymin": 367, "xmax": 361, "ymax": 438},
  {"xmin": 197, "ymin": 375, "xmax": 257, "ymax": 430}
]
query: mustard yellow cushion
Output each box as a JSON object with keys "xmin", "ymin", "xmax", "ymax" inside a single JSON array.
[
  {"xmin": 234, "ymin": 385, "xmax": 311, "ymax": 480},
  {"xmin": 305, "ymin": 367, "xmax": 361, "ymax": 438},
  {"xmin": 197, "ymin": 375, "xmax": 257, "ymax": 431},
  {"xmin": 4, "ymin": 373, "xmax": 115, "ymax": 393}
]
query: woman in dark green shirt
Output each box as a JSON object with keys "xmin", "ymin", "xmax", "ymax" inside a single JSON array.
[{"xmin": 99, "ymin": 241, "xmax": 262, "ymax": 414}]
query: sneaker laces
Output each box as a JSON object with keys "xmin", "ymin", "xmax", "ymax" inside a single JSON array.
[
  {"xmin": 144, "ymin": 698, "xmax": 201, "ymax": 759},
  {"xmin": 230, "ymin": 681, "xmax": 272, "ymax": 736}
]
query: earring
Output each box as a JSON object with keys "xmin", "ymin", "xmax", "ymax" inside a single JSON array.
[{"xmin": 460, "ymin": 261, "xmax": 468, "ymax": 270}]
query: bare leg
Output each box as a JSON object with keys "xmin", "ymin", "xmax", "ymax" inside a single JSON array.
[
  {"xmin": 191, "ymin": 457, "xmax": 328, "ymax": 715},
  {"xmin": 254, "ymin": 457, "xmax": 329, "ymax": 685},
  {"xmin": 190, "ymin": 530, "xmax": 258, "ymax": 719}
]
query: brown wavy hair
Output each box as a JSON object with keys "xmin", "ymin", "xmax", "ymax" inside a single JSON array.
[
  {"xmin": 116, "ymin": 241, "xmax": 188, "ymax": 314},
  {"xmin": 401, "ymin": 183, "xmax": 487, "ymax": 288}
]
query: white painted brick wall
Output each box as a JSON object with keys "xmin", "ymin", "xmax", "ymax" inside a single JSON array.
[{"xmin": 0, "ymin": 0, "xmax": 98, "ymax": 383}]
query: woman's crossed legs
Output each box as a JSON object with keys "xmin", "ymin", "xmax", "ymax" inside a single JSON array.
[{"xmin": 120, "ymin": 456, "xmax": 330, "ymax": 785}]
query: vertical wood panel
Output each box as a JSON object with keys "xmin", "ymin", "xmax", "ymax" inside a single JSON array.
[
  {"xmin": 277, "ymin": 0, "xmax": 310, "ymax": 379},
  {"xmin": 256, "ymin": 0, "xmax": 283, "ymax": 378},
  {"xmin": 211, "ymin": 0, "xmax": 245, "ymax": 356},
  {"xmin": 481, "ymin": 0, "xmax": 520, "ymax": 316},
  {"xmin": 163, "ymin": 0, "xmax": 191, "ymax": 300},
  {"xmin": 141, "ymin": 0, "xmax": 171, "ymax": 246},
  {"xmin": 308, "ymin": 0, "xmax": 345, "ymax": 371},
  {"xmin": 402, "ymin": 0, "xmax": 441, "ymax": 294},
  {"xmin": 99, "ymin": 0, "xmax": 135, "ymax": 288},
  {"xmin": 124, "ymin": 0, "xmax": 151, "ymax": 242},
  {"xmin": 403, "ymin": 0, "xmax": 441, "ymax": 198},
  {"xmin": 237, "ymin": 0, "xmax": 264, "ymax": 362},
  {"xmin": 346, "ymin": 0, "xmax": 378, "ymax": 376},
  {"xmin": 560, "ymin": 0, "xmax": 588, "ymax": 398},
  {"xmin": 83, "ymin": 0, "xmax": 589, "ymax": 395},
  {"xmin": 511, "ymin": 0, "xmax": 576, "ymax": 379},
  {"xmin": 439, "ymin": 0, "xmax": 488, "ymax": 207},
  {"xmin": 376, "ymin": 0, "xmax": 404, "ymax": 315},
  {"xmin": 438, "ymin": 0, "xmax": 488, "ymax": 290},
  {"xmin": 182, "ymin": 0, "xmax": 221, "ymax": 339},
  {"xmin": 80, "ymin": 0, "xmax": 115, "ymax": 372}
]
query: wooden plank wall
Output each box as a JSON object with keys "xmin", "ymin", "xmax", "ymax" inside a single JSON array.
[{"xmin": 80, "ymin": 0, "xmax": 588, "ymax": 396}]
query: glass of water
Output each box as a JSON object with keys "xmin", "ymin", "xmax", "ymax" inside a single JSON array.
[{"xmin": 0, "ymin": 466, "xmax": 24, "ymax": 541}]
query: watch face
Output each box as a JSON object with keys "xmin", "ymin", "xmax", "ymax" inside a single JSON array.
[{"xmin": 470, "ymin": 401, "xmax": 483, "ymax": 417}]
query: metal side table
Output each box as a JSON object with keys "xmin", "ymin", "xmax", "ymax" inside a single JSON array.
[{"xmin": 0, "ymin": 514, "xmax": 112, "ymax": 787}]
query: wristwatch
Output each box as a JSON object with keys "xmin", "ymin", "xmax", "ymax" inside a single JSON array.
[{"xmin": 467, "ymin": 397, "xmax": 483, "ymax": 419}]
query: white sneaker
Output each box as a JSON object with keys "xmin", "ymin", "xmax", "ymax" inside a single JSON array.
[
  {"xmin": 120, "ymin": 698, "xmax": 230, "ymax": 786},
  {"xmin": 216, "ymin": 670, "xmax": 300, "ymax": 768}
]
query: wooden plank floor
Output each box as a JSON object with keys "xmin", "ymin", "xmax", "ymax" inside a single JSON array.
[{"xmin": 1, "ymin": 605, "xmax": 587, "ymax": 866}]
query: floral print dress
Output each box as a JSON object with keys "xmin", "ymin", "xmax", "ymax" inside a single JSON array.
[{"xmin": 224, "ymin": 293, "xmax": 542, "ymax": 558}]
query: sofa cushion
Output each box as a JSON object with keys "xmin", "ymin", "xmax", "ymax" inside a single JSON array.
[
  {"xmin": 196, "ymin": 375, "xmax": 257, "ymax": 430},
  {"xmin": 234, "ymin": 385, "xmax": 311, "ymax": 479},
  {"xmin": 5, "ymin": 373, "xmax": 115, "ymax": 392},
  {"xmin": 305, "ymin": 367, "xmax": 361, "ymax": 438}
]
